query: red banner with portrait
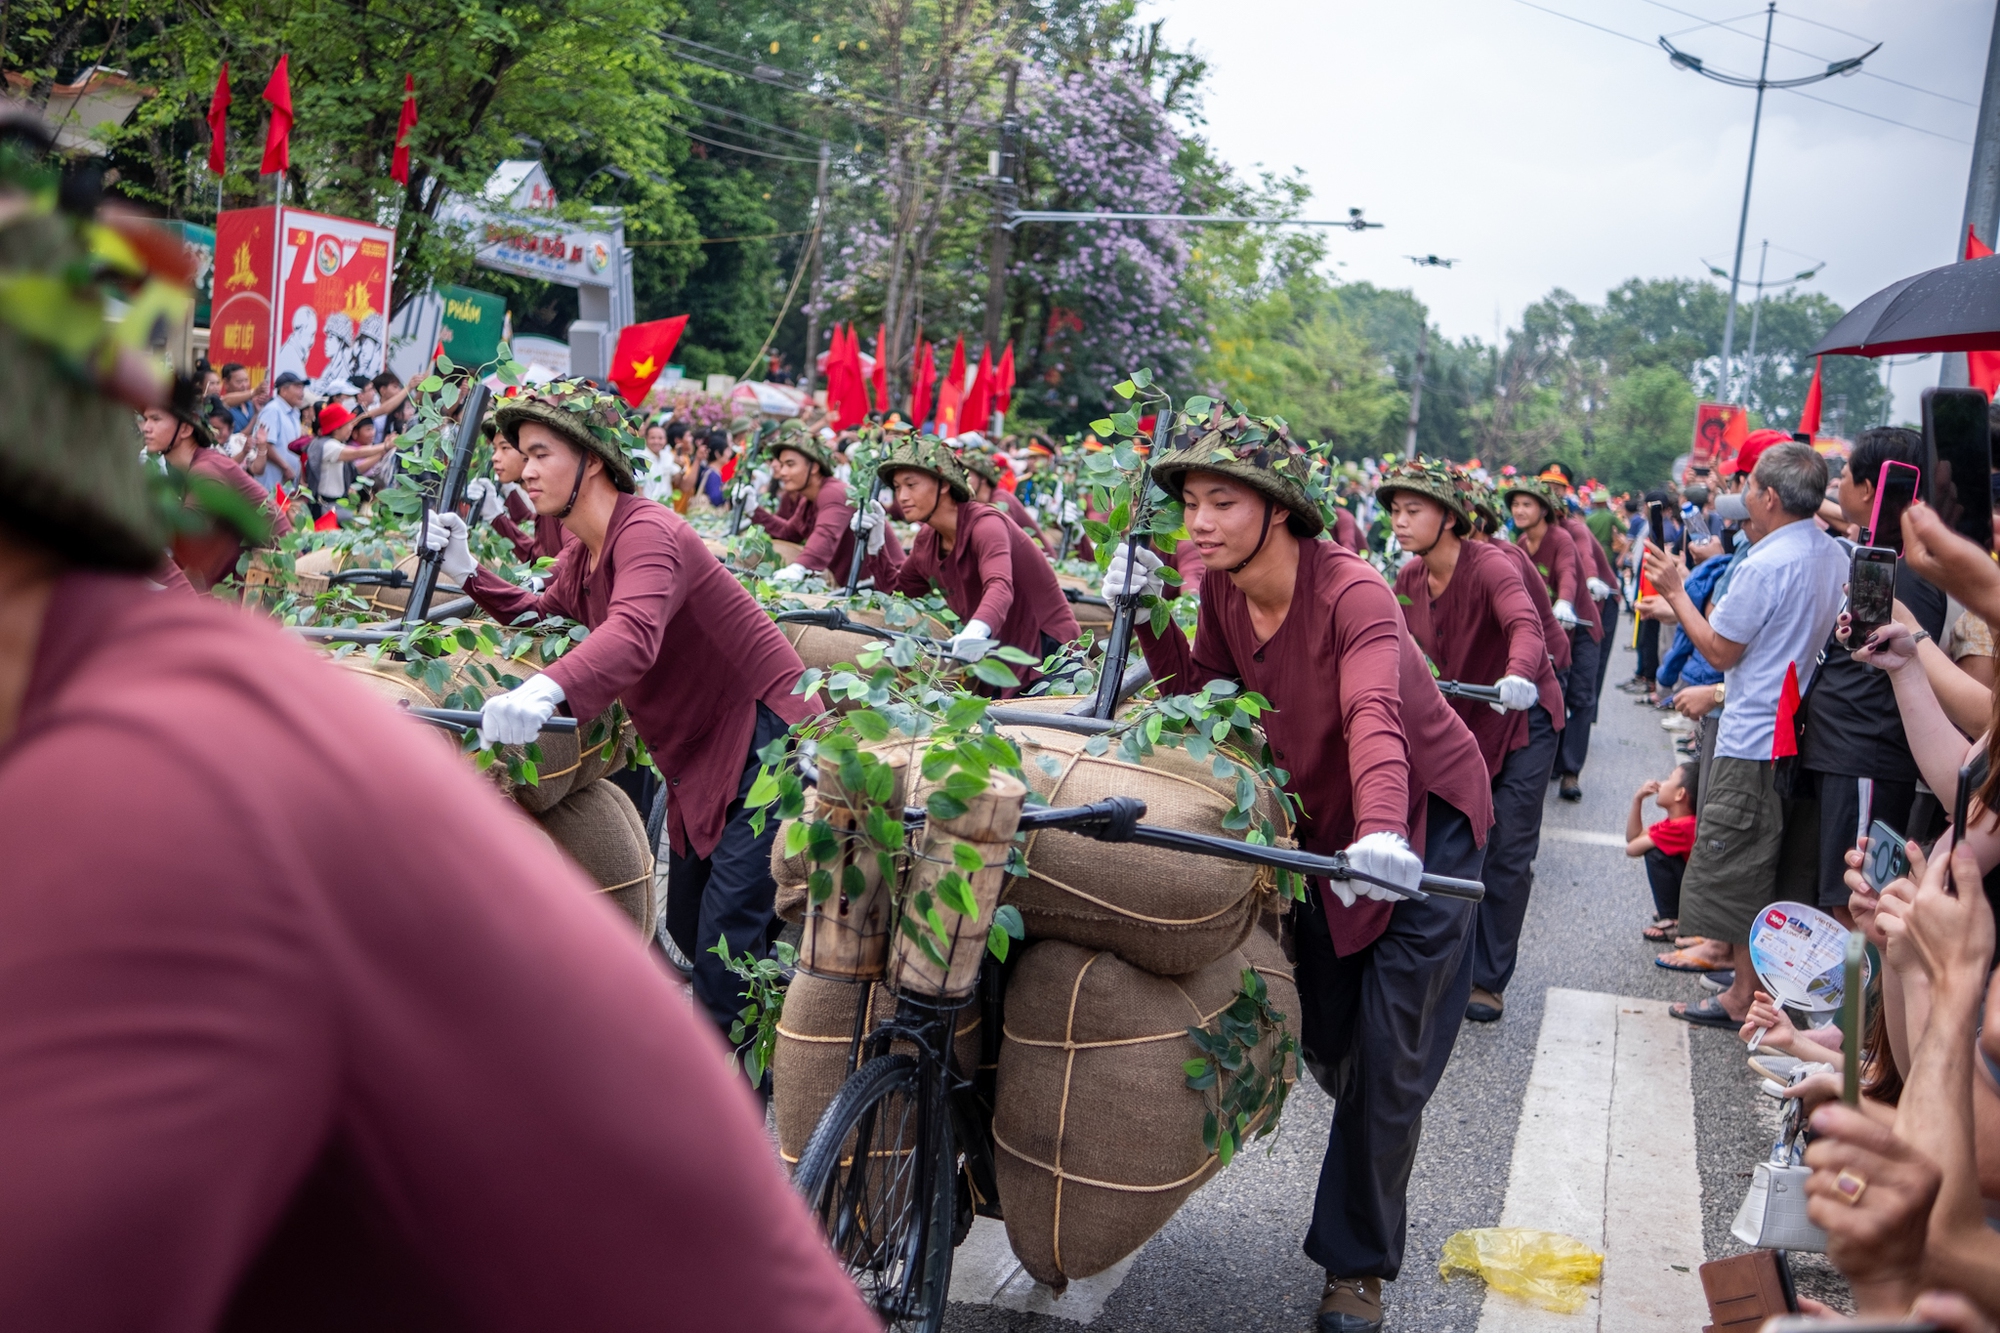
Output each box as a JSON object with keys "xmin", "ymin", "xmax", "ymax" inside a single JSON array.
[{"xmin": 208, "ymin": 206, "xmax": 394, "ymax": 390}]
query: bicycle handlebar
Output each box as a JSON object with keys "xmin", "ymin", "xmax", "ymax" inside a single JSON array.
[
  {"xmin": 393, "ymin": 702, "xmax": 579, "ymax": 734},
  {"xmin": 1435, "ymin": 680, "xmax": 1503, "ymax": 704}
]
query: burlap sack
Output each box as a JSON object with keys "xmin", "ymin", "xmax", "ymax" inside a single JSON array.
[
  {"xmin": 536, "ymin": 780, "xmax": 656, "ymax": 936},
  {"xmin": 771, "ymin": 973, "xmax": 983, "ymax": 1168},
  {"xmin": 993, "ymin": 938, "xmax": 1297, "ymax": 1289},
  {"xmin": 996, "ymin": 723, "xmax": 1286, "ymax": 976},
  {"xmin": 778, "ymin": 619, "xmax": 883, "ymax": 674},
  {"xmin": 771, "ymin": 788, "xmax": 820, "ymax": 923},
  {"xmin": 1055, "ymin": 574, "xmax": 1113, "ymax": 629}
]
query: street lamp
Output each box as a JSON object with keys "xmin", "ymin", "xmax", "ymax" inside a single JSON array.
[
  {"xmin": 1662, "ymin": 4, "xmax": 1878, "ymax": 402},
  {"xmin": 1702, "ymin": 240, "xmax": 1824, "ymax": 406}
]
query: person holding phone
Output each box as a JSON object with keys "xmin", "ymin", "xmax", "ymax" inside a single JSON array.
[
  {"xmin": 1643, "ymin": 443, "xmax": 1848, "ymax": 1027},
  {"xmin": 1798, "ymin": 430, "xmax": 1948, "ymax": 926}
]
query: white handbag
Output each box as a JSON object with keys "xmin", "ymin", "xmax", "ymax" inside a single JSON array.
[{"xmin": 1731, "ymin": 1095, "xmax": 1828, "ymax": 1253}]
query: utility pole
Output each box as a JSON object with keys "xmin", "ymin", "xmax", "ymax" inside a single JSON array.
[
  {"xmin": 1743, "ymin": 240, "xmax": 1769, "ymax": 404},
  {"xmin": 984, "ymin": 63, "xmax": 1019, "ymax": 353},
  {"xmin": 1943, "ymin": 0, "xmax": 2000, "ymax": 389},
  {"xmin": 802, "ymin": 140, "xmax": 830, "ymax": 398},
  {"xmin": 1402, "ymin": 322, "xmax": 1429, "ymax": 460},
  {"xmin": 1661, "ymin": 7, "xmax": 1875, "ymax": 402}
]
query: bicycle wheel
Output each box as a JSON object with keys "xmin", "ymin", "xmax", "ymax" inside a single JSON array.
[{"xmin": 794, "ymin": 1053, "xmax": 956, "ymax": 1333}]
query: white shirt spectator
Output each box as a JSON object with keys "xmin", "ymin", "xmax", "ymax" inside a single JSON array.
[
  {"xmin": 254, "ymin": 397, "xmax": 303, "ymax": 486},
  {"xmin": 640, "ymin": 450, "xmax": 680, "ymax": 505},
  {"xmin": 1707, "ymin": 515, "xmax": 1847, "ymax": 760}
]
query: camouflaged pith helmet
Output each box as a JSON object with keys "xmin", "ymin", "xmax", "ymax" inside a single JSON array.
[
  {"xmin": 1500, "ymin": 477, "xmax": 1561, "ymax": 525},
  {"xmin": 1149, "ymin": 405, "xmax": 1325, "ymax": 538},
  {"xmin": 1375, "ymin": 457, "xmax": 1471, "ymax": 536},
  {"xmin": 763, "ymin": 419, "xmax": 838, "ymax": 476},
  {"xmin": 494, "ymin": 379, "xmax": 642, "ymax": 493},
  {"xmin": 877, "ymin": 434, "xmax": 971, "ymax": 502},
  {"xmin": 0, "ymin": 124, "xmax": 192, "ymax": 570},
  {"xmin": 956, "ymin": 448, "xmax": 1002, "ymax": 488},
  {"xmin": 1457, "ymin": 471, "xmax": 1505, "ymax": 533}
]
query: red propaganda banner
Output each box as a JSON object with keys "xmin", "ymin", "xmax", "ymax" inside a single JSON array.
[
  {"xmin": 276, "ymin": 210, "xmax": 395, "ymax": 391},
  {"xmin": 211, "ymin": 206, "xmax": 395, "ymax": 390},
  {"xmin": 1691, "ymin": 402, "xmax": 1748, "ymax": 476},
  {"xmin": 211, "ymin": 207, "xmax": 279, "ymax": 383}
]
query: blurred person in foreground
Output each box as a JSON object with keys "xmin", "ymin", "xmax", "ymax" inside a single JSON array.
[
  {"xmin": 0, "ymin": 146, "xmax": 872, "ymax": 1328},
  {"xmin": 1643, "ymin": 443, "xmax": 1846, "ymax": 1026}
]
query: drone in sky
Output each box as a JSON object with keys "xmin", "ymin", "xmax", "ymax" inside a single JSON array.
[{"xmin": 1406, "ymin": 254, "xmax": 1458, "ymax": 268}]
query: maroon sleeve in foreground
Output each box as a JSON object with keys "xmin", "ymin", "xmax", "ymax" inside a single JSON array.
[{"xmin": 1328, "ymin": 573, "xmax": 1414, "ymax": 841}]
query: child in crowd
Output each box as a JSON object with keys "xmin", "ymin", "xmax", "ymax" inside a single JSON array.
[{"xmin": 1625, "ymin": 762, "xmax": 1697, "ymax": 942}]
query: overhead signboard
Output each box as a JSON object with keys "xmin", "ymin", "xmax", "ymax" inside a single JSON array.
[{"xmin": 212, "ymin": 205, "xmax": 394, "ymax": 390}]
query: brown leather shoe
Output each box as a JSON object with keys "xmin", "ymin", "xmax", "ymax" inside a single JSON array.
[
  {"xmin": 1316, "ymin": 1274, "xmax": 1382, "ymax": 1332},
  {"xmin": 1466, "ymin": 986, "xmax": 1504, "ymax": 1023}
]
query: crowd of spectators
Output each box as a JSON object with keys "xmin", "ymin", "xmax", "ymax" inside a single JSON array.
[{"xmin": 1595, "ymin": 420, "xmax": 2000, "ymax": 1330}]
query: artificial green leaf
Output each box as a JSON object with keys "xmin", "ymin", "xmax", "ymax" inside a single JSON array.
[
  {"xmin": 1090, "ymin": 418, "xmax": 1116, "ymax": 435},
  {"xmin": 971, "ymin": 659, "xmax": 1021, "ymax": 688},
  {"xmin": 1112, "ymin": 380, "xmax": 1136, "ymax": 399}
]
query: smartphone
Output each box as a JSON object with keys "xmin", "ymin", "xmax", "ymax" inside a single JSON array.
[
  {"xmin": 1866, "ymin": 459, "xmax": 1922, "ymax": 548},
  {"xmin": 1647, "ymin": 500, "xmax": 1666, "ymax": 551},
  {"xmin": 1923, "ymin": 385, "xmax": 1994, "ymax": 550},
  {"xmin": 1840, "ymin": 930, "xmax": 1864, "ymax": 1107},
  {"xmin": 1950, "ymin": 760, "xmax": 1977, "ymax": 900},
  {"xmin": 1846, "ymin": 545, "xmax": 1898, "ymax": 645},
  {"xmin": 1862, "ymin": 820, "xmax": 1908, "ymax": 891}
]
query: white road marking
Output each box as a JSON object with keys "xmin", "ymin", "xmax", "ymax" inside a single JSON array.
[
  {"xmin": 1539, "ymin": 826, "xmax": 1630, "ymax": 848},
  {"xmin": 1476, "ymin": 989, "xmax": 1708, "ymax": 1333},
  {"xmin": 949, "ymin": 1217, "xmax": 1138, "ymax": 1325}
]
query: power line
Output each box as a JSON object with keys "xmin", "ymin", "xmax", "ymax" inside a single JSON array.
[
  {"xmin": 1508, "ymin": 0, "xmax": 1969, "ymax": 142},
  {"xmin": 677, "ymin": 126, "xmax": 826, "ymax": 163},
  {"xmin": 675, "ymin": 94, "xmax": 826, "ymax": 145}
]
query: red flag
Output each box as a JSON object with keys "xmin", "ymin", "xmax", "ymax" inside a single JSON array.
[
  {"xmin": 260, "ymin": 55, "xmax": 293, "ymax": 175},
  {"xmin": 960, "ymin": 345, "xmax": 995, "ymax": 433},
  {"xmin": 934, "ymin": 336, "xmax": 967, "ymax": 434},
  {"xmin": 609, "ymin": 315, "xmax": 688, "ymax": 406},
  {"xmin": 911, "ymin": 341, "xmax": 937, "ymax": 427},
  {"xmin": 832, "ymin": 325, "xmax": 869, "ymax": 430},
  {"xmin": 995, "ymin": 342, "xmax": 1015, "ymax": 414},
  {"xmin": 1772, "ymin": 660, "xmax": 1802, "ymax": 759},
  {"xmin": 871, "ymin": 324, "xmax": 888, "ymax": 417},
  {"xmin": 391, "ymin": 73, "xmax": 418, "ymax": 186},
  {"xmin": 206, "ymin": 64, "xmax": 231, "ymax": 175},
  {"xmin": 313, "ymin": 509, "xmax": 340, "ymax": 532},
  {"xmin": 1796, "ymin": 357, "xmax": 1823, "ymax": 438},
  {"xmin": 1965, "ymin": 227, "xmax": 2000, "ymax": 396}
]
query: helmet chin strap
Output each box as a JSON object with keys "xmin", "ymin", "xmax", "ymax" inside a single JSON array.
[
  {"xmin": 1227, "ymin": 498, "xmax": 1276, "ymax": 575},
  {"xmin": 1402, "ymin": 510, "xmax": 1449, "ymax": 559},
  {"xmin": 555, "ymin": 453, "xmax": 588, "ymax": 520}
]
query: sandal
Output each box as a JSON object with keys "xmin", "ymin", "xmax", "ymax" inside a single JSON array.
[
  {"xmin": 1670, "ymin": 995, "xmax": 1742, "ymax": 1028},
  {"xmin": 1642, "ymin": 917, "xmax": 1679, "ymax": 942},
  {"xmin": 1656, "ymin": 946, "xmax": 1730, "ymax": 972}
]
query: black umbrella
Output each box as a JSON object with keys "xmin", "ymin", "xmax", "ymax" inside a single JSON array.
[{"xmin": 1811, "ymin": 254, "xmax": 2000, "ymax": 358}]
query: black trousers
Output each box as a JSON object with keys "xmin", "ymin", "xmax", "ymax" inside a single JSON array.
[
  {"xmin": 1798, "ymin": 769, "xmax": 1919, "ymax": 911},
  {"xmin": 1295, "ymin": 793, "xmax": 1483, "ymax": 1280},
  {"xmin": 1635, "ymin": 617, "xmax": 1661, "ymax": 684},
  {"xmin": 665, "ymin": 703, "xmax": 789, "ymax": 1043},
  {"xmin": 1557, "ymin": 627, "xmax": 1600, "ymax": 778},
  {"xmin": 1591, "ymin": 596, "xmax": 1618, "ymax": 715},
  {"xmin": 1471, "ymin": 703, "xmax": 1559, "ymax": 996},
  {"xmin": 1644, "ymin": 848, "xmax": 1687, "ymax": 920}
]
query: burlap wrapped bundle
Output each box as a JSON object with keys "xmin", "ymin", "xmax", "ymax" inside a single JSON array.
[
  {"xmin": 993, "ymin": 933, "xmax": 1297, "ymax": 1289},
  {"xmin": 771, "ymin": 973, "xmax": 983, "ymax": 1168},
  {"xmin": 995, "ymin": 722, "xmax": 1286, "ymax": 976},
  {"xmin": 535, "ymin": 780, "xmax": 656, "ymax": 936},
  {"xmin": 1055, "ymin": 574, "xmax": 1114, "ymax": 630},
  {"xmin": 777, "ymin": 618, "xmax": 884, "ymax": 674},
  {"xmin": 771, "ymin": 787, "xmax": 820, "ymax": 923}
]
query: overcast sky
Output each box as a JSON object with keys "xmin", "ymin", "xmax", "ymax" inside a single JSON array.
[{"xmin": 1147, "ymin": 0, "xmax": 1993, "ymax": 421}]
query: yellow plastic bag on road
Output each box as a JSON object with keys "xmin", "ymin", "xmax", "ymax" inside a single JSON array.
[{"xmin": 1437, "ymin": 1228, "xmax": 1605, "ymax": 1314}]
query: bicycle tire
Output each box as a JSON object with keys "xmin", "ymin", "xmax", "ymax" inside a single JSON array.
[{"xmin": 794, "ymin": 1053, "xmax": 956, "ymax": 1333}]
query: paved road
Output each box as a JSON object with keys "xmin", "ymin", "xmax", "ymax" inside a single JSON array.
[{"xmin": 942, "ymin": 616, "xmax": 1850, "ymax": 1331}]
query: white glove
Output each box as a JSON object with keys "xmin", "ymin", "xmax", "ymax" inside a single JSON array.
[
  {"xmin": 478, "ymin": 673, "xmax": 567, "ymax": 748},
  {"xmin": 463, "ymin": 477, "xmax": 506, "ymax": 524},
  {"xmin": 1586, "ymin": 577, "xmax": 1613, "ymax": 601},
  {"xmin": 502, "ymin": 481, "xmax": 526, "ymax": 502},
  {"xmin": 527, "ymin": 575, "xmax": 546, "ymax": 593},
  {"xmin": 418, "ymin": 511, "xmax": 477, "ymax": 582},
  {"xmin": 1061, "ymin": 500, "xmax": 1082, "ymax": 524},
  {"xmin": 772, "ymin": 562, "xmax": 809, "ymax": 583},
  {"xmin": 1493, "ymin": 674, "xmax": 1537, "ymax": 714},
  {"xmin": 1100, "ymin": 545, "xmax": 1165, "ymax": 601},
  {"xmin": 946, "ymin": 619, "xmax": 994, "ymax": 660},
  {"xmin": 1332, "ymin": 831, "xmax": 1421, "ymax": 907},
  {"xmin": 851, "ymin": 499, "xmax": 888, "ymax": 555},
  {"xmin": 1552, "ymin": 598, "xmax": 1579, "ymax": 629},
  {"xmin": 750, "ymin": 465, "xmax": 773, "ymax": 492}
]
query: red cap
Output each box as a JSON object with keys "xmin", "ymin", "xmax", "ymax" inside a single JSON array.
[
  {"xmin": 316, "ymin": 403, "xmax": 355, "ymax": 435},
  {"xmin": 1727, "ymin": 428, "xmax": 1792, "ymax": 478}
]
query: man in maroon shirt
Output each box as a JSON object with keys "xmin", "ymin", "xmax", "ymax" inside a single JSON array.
[
  {"xmin": 139, "ymin": 375, "xmax": 293, "ymax": 591},
  {"xmin": 1384, "ymin": 461, "xmax": 1562, "ymax": 1028},
  {"xmin": 749, "ymin": 421, "xmax": 903, "ymax": 584},
  {"xmin": 1540, "ymin": 464, "xmax": 1619, "ymax": 791},
  {"xmin": 1507, "ymin": 478, "xmax": 1599, "ymax": 802},
  {"xmin": 955, "ymin": 435, "xmax": 1055, "ymax": 553},
  {"xmin": 1107, "ymin": 411, "xmax": 1492, "ymax": 1333},
  {"xmin": 0, "ymin": 179, "xmax": 873, "ymax": 1330},
  {"xmin": 863, "ymin": 435, "xmax": 1080, "ymax": 675},
  {"xmin": 466, "ymin": 423, "xmax": 574, "ymax": 569},
  {"xmin": 421, "ymin": 381, "xmax": 817, "ymax": 1046}
]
